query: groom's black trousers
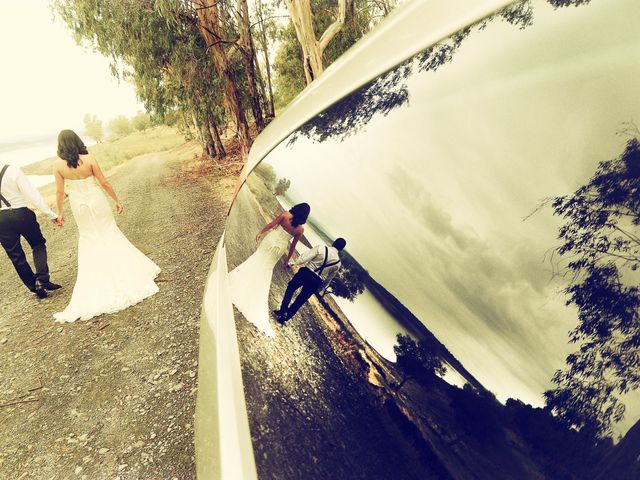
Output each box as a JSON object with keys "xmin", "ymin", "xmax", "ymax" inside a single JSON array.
[
  {"xmin": 0, "ymin": 207, "xmax": 50, "ymax": 291},
  {"xmin": 279, "ymin": 267, "xmax": 323, "ymax": 319}
]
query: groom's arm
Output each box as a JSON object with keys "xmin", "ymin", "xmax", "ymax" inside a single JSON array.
[
  {"xmin": 15, "ymin": 168, "xmax": 58, "ymax": 220},
  {"xmin": 320, "ymin": 268, "xmax": 339, "ymax": 295},
  {"xmin": 291, "ymin": 245, "xmax": 320, "ymax": 267}
]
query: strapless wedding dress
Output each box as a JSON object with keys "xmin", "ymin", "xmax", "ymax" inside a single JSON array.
[
  {"xmin": 228, "ymin": 227, "xmax": 291, "ymax": 336},
  {"xmin": 53, "ymin": 176, "xmax": 160, "ymax": 322}
]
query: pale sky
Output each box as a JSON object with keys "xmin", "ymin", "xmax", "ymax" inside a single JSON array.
[{"xmin": 0, "ymin": 0, "xmax": 143, "ymax": 143}]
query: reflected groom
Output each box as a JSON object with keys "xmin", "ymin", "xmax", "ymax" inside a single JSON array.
[
  {"xmin": 274, "ymin": 238, "xmax": 346, "ymax": 324},
  {"xmin": 0, "ymin": 164, "xmax": 62, "ymax": 298}
]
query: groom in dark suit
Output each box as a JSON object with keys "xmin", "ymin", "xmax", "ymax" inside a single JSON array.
[
  {"xmin": 274, "ymin": 238, "xmax": 346, "ymax": 324},
  {"xmin": 0, "ymin": 164, "xmax": 62, "ymax": 298}
]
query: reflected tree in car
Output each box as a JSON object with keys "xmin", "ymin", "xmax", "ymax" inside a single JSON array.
[{"xmin": 544, "ymin": 131, "xmax": 640, "ymax": 439}]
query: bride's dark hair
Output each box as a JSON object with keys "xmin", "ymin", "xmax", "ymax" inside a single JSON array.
[
  {"xmin": 289, "ymin": 202, "xmax": 310, "ymax": 227},
  {"xmin": 57, "ymin": 129, "xmax": 88, "ymax": 169}
]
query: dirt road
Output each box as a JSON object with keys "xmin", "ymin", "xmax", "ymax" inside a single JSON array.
[{"xmin": 0, "ymin": 147, "xmax": 234, "ymax": 479}]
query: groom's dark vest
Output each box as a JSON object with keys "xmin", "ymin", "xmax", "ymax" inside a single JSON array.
[{"xmin": 0, "ymin": 165, "xmax": 12, "ymax": 208}]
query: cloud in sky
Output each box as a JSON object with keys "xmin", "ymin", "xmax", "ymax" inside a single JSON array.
[{"xmin": 0, "ymin": 1, "xmax": 143, "ymax": 142}]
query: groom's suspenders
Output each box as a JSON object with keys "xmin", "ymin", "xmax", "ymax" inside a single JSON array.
[
  {"xmin": 313, "ymin": 246, "xmax": 340, "ymax": 279},
  {"xmin": 0, "ymin": 165, "xmax": 11, "ymax": 208}
]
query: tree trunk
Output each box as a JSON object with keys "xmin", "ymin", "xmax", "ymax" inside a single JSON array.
[
  {"xmin": 283, "ymin": 0, "xmax": 354, "ymax": 84},
  {"xmin": 191, "ymin": 111, "xmax": 205, "ymax": 147},
  {"xmin": 255, "ymin": 0, "xmax": 275, "ymax": 117},
  {"xmin": 208, "ymin": 109, "xmax": 226, "ymax": 159},
  {"xmin": 196, "ymin": 0, "xmax": 251, "ymax": 158},
  {"xmin": 202, "ymin": 121, "xmax": 217, "ymax": 157},
  {"xmin": 252, "ymin": 52, "xmax": 271, "ymax": 119},
  {"xmin": 236, "ymin": 0, "xmax": 265, "ymax": 131}
]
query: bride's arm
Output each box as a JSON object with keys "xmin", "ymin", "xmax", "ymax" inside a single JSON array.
[
  {"xmin": 54, "ymin": 170, "xmax": 65, "ymax": 225},
  {"xmin": 91, "ymin": 157, "xmax": 123, "ymax": 213},
  {"xmin": 284, "ymin": 233, "xmax": 301, "ymax": 266},
  {"xmin": 255, "ymin": 214, "xmax": 284, "ymax": 241}
]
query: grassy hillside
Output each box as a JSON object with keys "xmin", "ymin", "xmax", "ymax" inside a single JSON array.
[{"xmin": 23, "ymin": 126, "xmax": 185, "ymax": 175}]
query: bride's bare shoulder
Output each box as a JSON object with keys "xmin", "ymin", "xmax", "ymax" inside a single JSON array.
[{"xmin": 53, "ymin": 157, "xmax": 66, "ymax": 172}]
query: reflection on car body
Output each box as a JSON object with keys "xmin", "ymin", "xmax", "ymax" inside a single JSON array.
[{"xmin": 196, "ymin": 0, "xmax": 640, "ymax": 478}]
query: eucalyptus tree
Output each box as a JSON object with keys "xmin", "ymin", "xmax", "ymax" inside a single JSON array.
[
  {"xmin": 233, "ymin": 0, "xmax": 265, "ymax": 130},
  {"xmin": 253, "ymin": 0, "xmax": 277, "ymax": 117},
  {"xmin": 283, "ymin": 0, "xmax": 355, "ymax": 84},
  {"xmin": 53, "ymin": 0, "xmax": 228, "ymax": 158},
  {"xmin": 544, "ymin": 133, "xmax": 640, "ymax": 440}
]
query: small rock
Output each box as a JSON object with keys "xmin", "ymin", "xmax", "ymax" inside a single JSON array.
[
  {"xmin": 74, "ymin": 465, "xmax": 83, "ymax": 475},
  {"xmin": 133, "ymin": 440, "xmax": 146, "ymax": 449},
  {"xmin": 0, "ymin": 338, "xmax": 7, "ymax": 345},
  {"xmin": 98, "ymin": 448, "xmax": 109, "ymax": 454},
  {"xmin": 118, "ymin": 464, "xmax": 127, "ymax": 471}
]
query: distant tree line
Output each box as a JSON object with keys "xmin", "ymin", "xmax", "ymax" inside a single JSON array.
[{"xmin": 82, "ymin": 112, "xmax": 155, "ymax": 143}]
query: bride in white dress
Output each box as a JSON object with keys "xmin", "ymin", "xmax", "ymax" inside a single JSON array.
[
  {"xmin": 52, "ymin": 130, "xmax": 160, "ymax": 322},
  {"xmin": 228, "ymin": 202, "xmax": 310, "ymax": 336}
]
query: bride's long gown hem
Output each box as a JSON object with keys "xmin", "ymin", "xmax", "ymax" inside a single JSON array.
[
  {"xmin": 228, "ymin": 227, "xmax": 290, "ymax": 337},
  {"xmin": 53, "ymin": 177, "xmax": 160, "ymax": 323}
]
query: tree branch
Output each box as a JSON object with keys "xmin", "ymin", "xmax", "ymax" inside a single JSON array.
[{"xmin": 318, "ymin": 0, "xmax": 354, "ymax": 54}]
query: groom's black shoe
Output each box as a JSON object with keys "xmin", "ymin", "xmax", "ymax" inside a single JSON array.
[
  {"xmin": 31, "ymin": 280, "xmax": 48, "ymax": 299},
  {"xmin": 41, "ymin": 281, "xmax": 62, "ymax": 291},
  {"xmin": 272, "ymin": 309, "xmax": 288, "ymax": 325}
]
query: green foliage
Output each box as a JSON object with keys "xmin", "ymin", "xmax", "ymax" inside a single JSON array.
[
  {"xmin": 326, "ymin": 251, "xmax": 367, "ymax": 301},
  {"xmin": 83, "ymin": 113, "xmax": 103, "ymax": 143},
  {"xmin": 450, "ymin": 384, "xmax": 503, "ymax": 441},
  {"xmin": 505, "ymin": 399, "xmax": 613, "ymax": 477},
  {"xmin": 273, "ymin": 22, "xmax": 306, "ymax": 109},
  {"xmin": 544, "ymin": 134, "xmax": 640, "ymax": 439},
  {"xmin": 394, "ymin": 334, "xmax": 446, "ymax": 381},
  {"xmin": 162, "ymin": 110, "xmax": 180, "ymax": 127},
  {"xmin": 548, "ymin": 0, "xmax": 592, "ymax": 7},
  {"xmin": 274, "ymin": 178, "xmax": 291, "ymax": 196},
  {"xmin": 53, "ymin": 0, "xmax": 226, "ymax": 152},
  {"xmin": 132, "ymin": 112, "xmax": 152, "ymax": 131},
  {"xmin": 273, "ymin": 0, "xmax": 379, "ymax": 109},
  {"xmin": 108, "ymin": 115, "xmax": 133, "ymax": 138}
]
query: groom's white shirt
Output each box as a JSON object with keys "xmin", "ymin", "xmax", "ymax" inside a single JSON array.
[
  {"xmin": 291, "ymin": 244, "xmax": 341, "ymax": 290},
  {"xmin": 0, "ymin": 165, "xmax": 58, "ymax": 220}
]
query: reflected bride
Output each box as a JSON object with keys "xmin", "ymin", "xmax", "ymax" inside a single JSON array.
[{"xmin": 228, "ymin": 202, "xmax": 310, "ymax": 336}]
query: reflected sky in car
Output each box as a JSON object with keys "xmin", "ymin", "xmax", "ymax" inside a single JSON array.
[{"xmin": 250, "ymin": 0, "xmax": 640, "ymax": 433}]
